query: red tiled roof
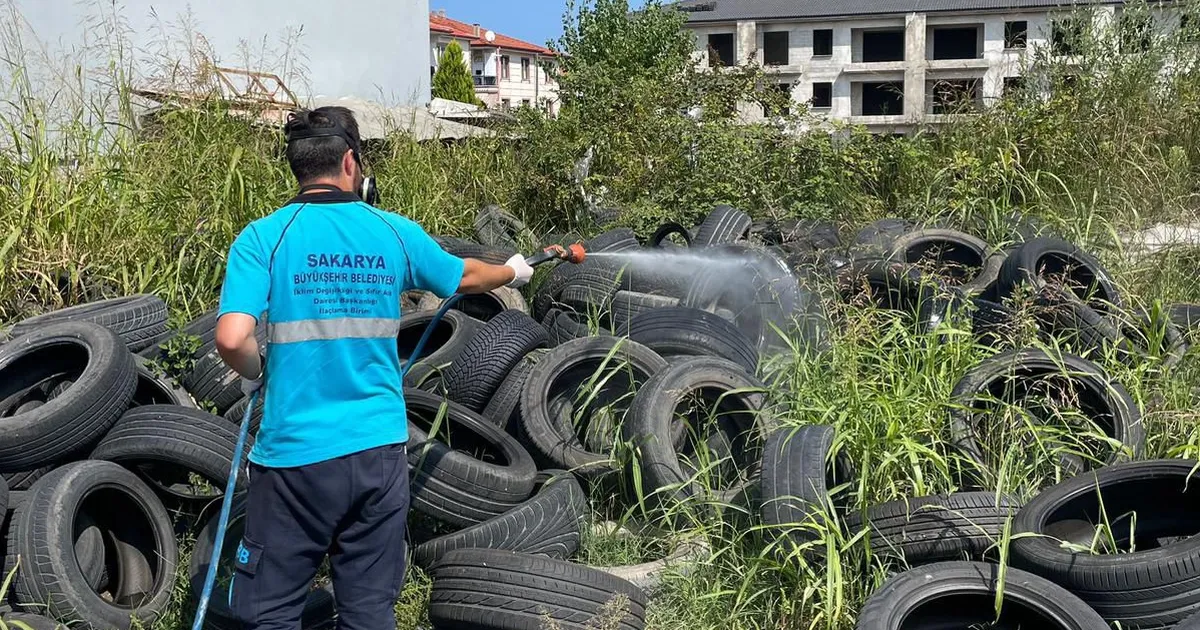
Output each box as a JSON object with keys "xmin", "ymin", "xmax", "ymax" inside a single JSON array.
[{"xmin": 429, "ymin": 13, "xmax": 556, "ymax": 56}]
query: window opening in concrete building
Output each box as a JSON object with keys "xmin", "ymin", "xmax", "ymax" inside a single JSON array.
[
  {"xmin": 522, "ymin": 98, "xmax": 531, "ymax": 107},
  {"xmin": 1120, "ymin": 13, "xmax": 1153, "ymax": 53},
  {"xmin": 501, "ymin": 55, "xmax": 511, "ymax": 79},
  {"xmin": 521, "ymin": 58, "xmax": 531, "ymax": 81},
  {"xmin": 861, "ymin": 29, "xmax": 905, "ymax": 62},
  {"xmin": 811, "ymin": 82, "xmax": 833, "ymax": 109},
  {"xmin": 813, "ymin": 29, "xmax": 834, "ymax": 56},
  {"xmin": 501, "ymin": 98, "xmax": 511, "ymax": 110},
  {"xmin": 1004, "ymin": 21, "xmax": 1028, "ymax": 48},
  {"xmin": 708, "ymin": 33, "xmax": 735, "ymax": 66},
  {"xmin": 1052, "ymin": 18, "xmax": 1085, "ymax": 56},
  {"xmin": 764, "ymin": 31, "xmax": 789, "ymax": 65},
  {"xmin": 860, "ymin": 81, "xmax": 904, "ymax": 115},
  {"xmin": 931, "ymin": 26, "xmax": 982, "ymax": 60},
  {"xmin": 929, "ymin": 79, "xmax": 981, "ymax": 113}
]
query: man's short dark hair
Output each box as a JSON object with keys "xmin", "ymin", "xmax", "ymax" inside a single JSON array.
[{"xmin": 283, "ymin": 106, "xmax": 362, "ymax": 184}]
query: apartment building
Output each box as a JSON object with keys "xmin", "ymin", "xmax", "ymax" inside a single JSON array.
[
  {"xmin": 679, "ymin": 0, "xmax": 1188, "ymax": 132},
  {"xmin": 429, "ymin": 11, "xmax": 560, "ymax": 115}
]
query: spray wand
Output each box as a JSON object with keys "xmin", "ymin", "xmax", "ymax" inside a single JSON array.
[{"xmin": 191, "ymin": 241, "xmax": 586, "ymax": 630}]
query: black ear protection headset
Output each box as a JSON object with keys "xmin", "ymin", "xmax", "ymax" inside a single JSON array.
[{"xmin": 285, "ymin": 114, "xmax": 380, "ymax": 206}]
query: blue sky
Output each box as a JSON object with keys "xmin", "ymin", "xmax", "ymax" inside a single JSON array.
[{"xmin": 430, "ymin": 1, "xmax": 648, "ymax": 49}]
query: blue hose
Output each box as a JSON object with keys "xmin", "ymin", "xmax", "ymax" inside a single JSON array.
[{"xmin": 191, "ymin": 292, "xmax": 466, "ymax": 630}]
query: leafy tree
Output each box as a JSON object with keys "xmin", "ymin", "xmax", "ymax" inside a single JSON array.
[{"xmin": 432, "ymin": 41, "xmax": 481, "ymax": 106}]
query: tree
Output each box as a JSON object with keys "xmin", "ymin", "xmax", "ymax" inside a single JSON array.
[{"xmin": 432, "ymin": 41, "xmax": 481, "ymax": 106}]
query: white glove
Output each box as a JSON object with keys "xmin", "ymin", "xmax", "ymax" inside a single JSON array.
[
  {"xmin": 240, "ymin": 349, "xmax": 266, "ymax": 396},
  {"xmin": 504, "ymin": 254, "xmax": 535, "ymax": 288},
  {"xmin": 240, "ymin": 375, "xmax": 263, "ymax": 397}
]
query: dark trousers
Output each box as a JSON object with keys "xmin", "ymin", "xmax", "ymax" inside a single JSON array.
[{"xmin": 230, "ymin": 442, "xmax": 410, "ymax": 630}]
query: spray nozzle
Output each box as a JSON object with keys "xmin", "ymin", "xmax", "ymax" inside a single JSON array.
[{"xmin": 526, "ymin": 242, "xmax": 587, "ymax": 267}]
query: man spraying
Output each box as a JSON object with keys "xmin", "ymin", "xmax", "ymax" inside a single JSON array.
[{"xmin": 213, "ymin": 106, "xmax": 534, "ymax": 630}]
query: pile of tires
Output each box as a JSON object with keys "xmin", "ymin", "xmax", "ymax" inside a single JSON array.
[
  {"xmin": 0, "ymin": 296, "xmax": 250, "ymax": 630},
  {"xmin": 3, "ymin": 207, "xmax": 1199, "ymax": 630}
]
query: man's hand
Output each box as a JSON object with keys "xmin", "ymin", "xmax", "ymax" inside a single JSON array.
[{"xmin": 504, "ymin": 254, "xmax": 534, "ymax": 288}]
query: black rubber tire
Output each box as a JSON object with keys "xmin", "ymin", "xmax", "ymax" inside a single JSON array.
[
  {"xmin": 89, "ymin": 405, "xmax": 251, "ymax": 505},
  {"xmin": 397, "ymin": 309, "xmax": 482, "ymax": 373},
  {"xmin": 970, "ymin": 296, "xmax": 1018, "ymax": 348},
  {"xmin": 617, "ymin": 306, "xmax": 759, "ymax": 375},
  {"xmin": 418, "ymin": 286, "xmax": 528, "ymax": 321},
  {"xmin": 855, "ymin": 560, "xmax": 1109, "ymax": 630},
  {"xmin": 1169, "ymin": 303, "xmax": 1200, "ymax": 335},
  {"xmin": 406, "ymin": 389, "xmax": 538, "ymax": 528},
  {"xmin": 482, "ymin": 349, "xmax": 548, "ymax": 430},
  {"xmin": 532, "ymin": 262, "xmax": 584, "ymax": 322},
  {"xmin": 996, "ymin": 237, "xmax": 1123, "ymax": 311},
  {"xmin": 428, "ymin": 548, "xmax": 648, "ymax": 630},
  {"xmin": 0, "ymin": 614, "xmax": 68, "ymax": 630},
  {"xmin": 608, "ymin": 291, "xmax": 679, "ymax": 332},
  {"xmin": 444, "ymin": 310, "xmax": 549, "ymax": 413},
  {"xmin": 189, "ymin": 495, "xmax": 335, "ymax": 630},
  {"xmin": 586, "ymin": 228, "xmax": 639, "ymax": 253},
  {"xmin": 412, "ymin": 470, "xmax": 586, "ymax": 569},
  {"xmin": 519, "ymin": 337, "xmax": 667, "ymax": 479},
  {"xmin": 835, "ymin": 258, "xmax": 956, "ymax": 333},
  {"xmin": 650, "ymin": 222, "xmax": 691, "ymax": 248},
  {"xmin": 624, "ymin": 357, "xmax": 767, "ymax": 508},
  {"xmin": 8, "ymin": 295, "xmax": 168, "ymax": 352},
  {"xmin": 559, "ymin": 266, "xmax": 622, "ymax": 313},
  {"xmin": 223, "ymin": 394, "xmax": 264, "ymax": 435},
  {"xmin": 1030, "ymin": 285, "xmax": 1133, "ymax": 358},
  {"xmin": 759, "ymin": 425, "xmax": 853, "ymax": 557},
  {"xmin": 434, "ymin": 235, "xmax": 516, "ymax": 265},
  {"xmin": 844, "ymin": 492, "xmax": 1020, "ymax": 566},
  {"xmin": 475, "ymin": 205, "xmax": 531, "ymax": 250},
  {"xmin": 851, "ymin": 217, "xmax": 914, "ymax": 252},
  {"xmin": 948, "ymin": 347, "xmax": 1144, "ymax": 489},
  {"xmin": 74, "ymin": 511, "xmax": 107, "ymax": 593},
  {"xmin": 1011, "ymin": 459, "xmax": 1200, "ymax": 628},
  {"xmin": 130, "ymin": 356, "xmax": 195, "ymax": 408},
  {"xmin": 543, "ymin": 309, "xmax": 600, "ymax": 346},
  {"xmin": 887, "ymin": 228, "xmax": 1003, "ymax": 296},
  {"xmin": 1119, "ymin": 306, "xmax": 1189, "ymax": 369},
  {"xmin": 682, "ymin": 243, "xmax": 828, "ymax": 354},
  {"xmin": 692, "ymin": 205, "xmax": 752, "ymax": 246},
  {"xmin": 3, "ymin": 469, "xmax": 51, "ymax": 492},
  {"xmin": 8, "ymin": 461, "xmax": 177, "ymax": 629},
  {"xmin": 0, "ymin": 322, "xmax": 136, "ymax": 472}
]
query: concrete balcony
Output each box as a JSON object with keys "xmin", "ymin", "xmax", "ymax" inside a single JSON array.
[{"xmin": 843, "ymin": 61, "xmax": 909, "ymax": 74}]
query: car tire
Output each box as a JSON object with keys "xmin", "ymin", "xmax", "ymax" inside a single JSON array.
[
  {"xmin": 428, "ymin": 548, "xmax": 648, "ymax": 630},
  {"xmin": 1011, "ymin": 459, "xmax": 1200, "ymax": 629},
  {"xmin": 406, "ymin": 389, "xmax": 538, "ymax": 528},
  {"xmin": 844, "ymin": 492, "xmax": 1020, "ymax": 566},
  {"xmin": 855, "ymin": 560, "xmax": 1109, "ymax": 630},
  {"xmin": 0, "ymin": 322, "xmax": 136, "ymax": 472},
  {"xmin": 443, "ymin": 310, "xmax": 549, "ymax": 413},
  {"xmin": 8, "ymin": 461, "xmax": 177, "ymax": 629},
  {"xmin": 8, "ymin": 295, "xmax": 168, "ymax": 352},
  {"xmin": 616, "ymin": 306, "xmax": 759, "ymax": 375},
  {"xmin": 411, "ymin": 470, "xmax": 586, "ymax": 569}
]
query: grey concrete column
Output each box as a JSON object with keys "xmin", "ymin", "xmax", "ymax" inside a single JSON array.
[
  {"xmin": 737, "ymin": 20, "xmax": 758, "ymax": 65},
  {"xmin": 904, "ymin": 12, "xmax": 928, "ymax": 118}
]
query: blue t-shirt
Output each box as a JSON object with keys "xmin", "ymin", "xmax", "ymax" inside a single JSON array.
[{"xmin": 217, "ymin": 189, "xmax": 465, "ymax": 468}]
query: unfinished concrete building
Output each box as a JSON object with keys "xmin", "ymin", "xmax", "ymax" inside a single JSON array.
[{"xmin": 679, "ymin": 0, "xmax": 1189, "ymax": 132}]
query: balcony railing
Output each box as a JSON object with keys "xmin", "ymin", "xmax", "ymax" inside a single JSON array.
[{"xmin": 473, "ymin": 76, "xmax": 497, "ymax": 87}]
